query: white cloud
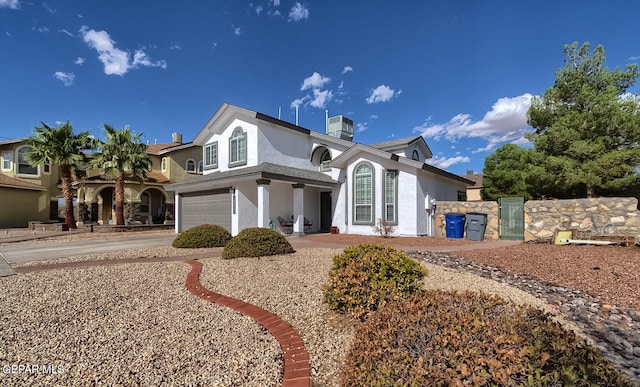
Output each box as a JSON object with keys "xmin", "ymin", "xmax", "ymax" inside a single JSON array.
[
  {"xmin": 309, "ymin": 89, "xmax": 333, "ymax": 109},
  {"xmin": 133, "ymin": 50, "xmax": 167, "ymax": 69},
  {"xmin": 270, "ymin": 0, "xmax": 280, "ymax": 6},
  {"xmin": 366, "ymin": 84, "xmax": 399, "ymax": 104},
  {"xmin": 234, "ymin": 26, "xmax": 241, "ymax": 35},
  {"xmin": 301, "ymin": 72, "xmax": 330, "ymax": 90},
  {"xmin": 80, "ymin": 26, "xmax": 130, "ymax": 75},
  {"xmin": 338, "ymin": 81, "xmax": 344, "ymax": 89},
  {"xmin": 74, "ymin": 57, "xmax": 84, "ymax": 65},
  {"xmin": 290, "ymin": 96, "xmax": 308, "ymax": 109},
  {"xmin": 43, "ymin": 3, "xmax": 54, "ymax": 13},
  {"xmin": 426, "ymin": 155, "xmax": 470, "ymax": 169},
  {"xmin": 170, "ymin": 42, "xmax": 182, "ymax": 50},
  {"xmin": 53, "ymin": 71, "xmax": 74, "ymax": 86},
  {"xmin": 59, "ymin": 29, "xmax": 73, "ymax": 37},
  {"xmin": 356, "ymin": 123, "xmax": 368, "ymax": 132},
  {"xmin": 79, "ymin": 26, "xmax": 167, "ymax": 76},
  {"xmin": 342, "ymin": 66, "xmax": 353, "ymax": 74},
  {"xmin": 288, "ymin": 2, "xmax": 309, "ymax": 21},
  {"xmin": 629, "ymin": 55, "xmax": 640, "ymax": 61},
  {"xmin": 0, "ymin": 0, "xmax": 19, "ymax": 9},
  {"xmin": 414, "ymin": 93, "xmax": 534, "ymax": 152},
  {"xmin": 34, "ymin": 26, "xmax": 49, "ymax": 33}
]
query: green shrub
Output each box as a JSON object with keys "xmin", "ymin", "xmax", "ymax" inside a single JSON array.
[
  {"xmin": 322, "ymin": 244, "xmax": 428, "ymax": 319},
  {"xmin": 221, "ymin": 227, "xmax": 294, "ymax": 259},
  {"xmin": 342, "ymin": 290, "xmax": 633, "ymax": 386},
  {"xmin": 172, "ymin": 224, "xmax": 231, "ymax": 248}
]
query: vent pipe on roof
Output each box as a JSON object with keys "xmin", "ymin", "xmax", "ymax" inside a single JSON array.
[{"xmin": 172, "ymin": 132, "xmax": 183, "ymax": 144}]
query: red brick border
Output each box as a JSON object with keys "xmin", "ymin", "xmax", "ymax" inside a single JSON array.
[{"xmin": 184, "ymin": 260, "xmax": 310, "ymax": 387}]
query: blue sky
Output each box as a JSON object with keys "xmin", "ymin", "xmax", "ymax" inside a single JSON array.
[{"xmin": 1, "ymin": 1, "xmax": 639, "ymax": 176}]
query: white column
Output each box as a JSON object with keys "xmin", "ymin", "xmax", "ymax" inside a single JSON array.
[
  {"xmin": 174, "ymin": 192, "xmax": 180, "ymax": 233},
  {"xmin": 230, "ymin": 187, "xmax": 238, "ymax": 236},
  {"xmin": 292, "ymin": 183, "xmax": 305, "ymax": 236},
  {"xmin": 256, "ymin": 179, "xmax": 271, "ymax": 228}
]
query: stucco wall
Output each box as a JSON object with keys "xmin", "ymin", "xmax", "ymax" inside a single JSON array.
[
  {"xmin": 0, "ymin": 187, "xmax": 50, "ymax": 228},
  {"xmin": 435, "ymin": 197, "xmax": 640, "ymax": 241}
]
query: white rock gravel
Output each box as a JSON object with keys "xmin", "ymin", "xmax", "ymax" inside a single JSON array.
[{"xmin": 0, "ymin": 262, "xmax": 282, "ymax": 386}]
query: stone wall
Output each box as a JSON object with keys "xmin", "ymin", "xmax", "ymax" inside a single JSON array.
[
  {"xmin": 435, "ymin": 197, "xmax": 639, "ymax": 242},
  {"xmin": 525, "ymin": 197, "xmax": 639, "ymax": 241}
]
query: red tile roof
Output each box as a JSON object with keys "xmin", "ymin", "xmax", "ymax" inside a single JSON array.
[
  {"xmin": 0, "ymin": 172, "xmax": 46, "ymax": 191},
  {"xmin": 146, "ymin": 142, "xmax": 182, "ymax": 155}
]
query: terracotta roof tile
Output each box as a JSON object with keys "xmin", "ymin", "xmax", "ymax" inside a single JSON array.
[
  {"xmin": 0, "ymin": 172, "xmax": 46, "ymax": 190},
  {"xmin": 146, "ymin": 142, "xmax": 182, "ymax": 155}
]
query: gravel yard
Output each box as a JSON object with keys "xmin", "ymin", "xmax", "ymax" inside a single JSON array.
[
  {"xmin": 1, "ymin": 231, "xmax": 638, "ymax": 386},
  {"xmin": 0, "ymin": 262, "xmax": 282, "ymax": 386}
]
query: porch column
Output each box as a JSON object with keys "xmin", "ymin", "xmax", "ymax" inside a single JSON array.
[
  {"xmin": 174, "ymin": 192, "xmax": 181, "ymax": 233},
  {"xmin": 292, "ymin": 183, "xmax": 305, "ymax": 236},
  {"xmin": 256, "ymin": 179, "xmax": 271, "ymax": 229}
]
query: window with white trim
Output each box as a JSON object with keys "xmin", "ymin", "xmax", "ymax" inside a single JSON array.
[
  {"xmin": 204, "ymin": 142, "xmax": 218, "ymax": 169},
  {"xmin": 161, "ymin": 157, "xmax": 167, "ymax": 172},
  {"xmin": 186, "ymin": 159, "xmax": 196, "ymax": 173},
  {"xmin": 1, "ymin": 151, "xmax": 12, "ymax": 171},
  {"xmin": 229, "ymin": 127, "xmax": 247, "ymax": 167},
  {"xmin": 353, "ymin": 162, "xmax": 374, "ymax": 224},
  {"xmin": 17, "ymin": 146, "xmax": 38, "ymax": 175},
  {"xmin": 197, "ymin": 160, "xmax": 203, "ymax": 174},
  {"xmin": 412, "ymin": 149, "xmax": 420, "ymax": 161},
  {"xmin": 384, "ymin": 170, "xmax": 398, "ymax": 224}
]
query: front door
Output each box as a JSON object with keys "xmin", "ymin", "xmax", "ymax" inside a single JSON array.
[{"xmin": 320, "ymin": 191, "xmax": 332, "ymax": 232}]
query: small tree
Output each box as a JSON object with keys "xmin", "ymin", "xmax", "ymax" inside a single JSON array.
[
  {"xmin": 25, "ymin": 121, "xmax": 93, "ymax": 229},
  {"xmin": 88, "ymin": 125, "xmax": 151, "ymax": 225}
]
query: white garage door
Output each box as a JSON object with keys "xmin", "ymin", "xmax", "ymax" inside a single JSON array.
[{"xmin": 180, "ymin": 189, "xmax": 232, "ymax": 231}]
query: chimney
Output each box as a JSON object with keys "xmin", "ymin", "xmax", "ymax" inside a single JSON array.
[{"xmin": 172, "ymin": 132, "xmax": 183, "ymax": 144}]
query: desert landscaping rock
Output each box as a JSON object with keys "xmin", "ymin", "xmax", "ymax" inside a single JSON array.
[{"xmin": 0, "ymin": 262, "xmax": 282, "ymax": 386}]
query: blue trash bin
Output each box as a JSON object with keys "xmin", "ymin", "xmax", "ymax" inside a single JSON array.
[{"xmin": 445, "ymin": 213, "xmax": 465, "ymax": 238}]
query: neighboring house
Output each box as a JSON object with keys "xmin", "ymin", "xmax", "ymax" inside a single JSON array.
[
  {"xmin": 75, "ymin": 133, "xmax": 202, "ymax": 225},
  {"xmin": 464, "ymin": 171, "xmax": 485, "ymax": 201},
  {"xmin": 166, "ymin": 103, "xmax": 473, "ymax": 236},
  {"xmin": 0, "ymin": 138, "xmax": 60, "ymax": 228}
]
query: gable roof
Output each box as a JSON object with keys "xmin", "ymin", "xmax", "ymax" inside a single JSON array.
[
  {"xmin": 369, "ymin": 135, "xmax": 433, "ymax": 159},
  {"xmin": 465, "ymin": 173, "xmax": 484, "ymax": 187},
  {"xmin": 331, "ymin": 143, "xmax": 473, "ymax": 185},
  {"xmin": 0, "ymin": 172, "xmax": 46, "ymax": 191},
  {"xmin": 194, "ymin": 103, "xmax": 355, "ymax": 149},
  {"xmin": 147, "ymin": 142, "xmax": 199, "ymax": 155}
]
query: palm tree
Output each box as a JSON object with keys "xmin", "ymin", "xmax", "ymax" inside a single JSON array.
[
  {"xmin": 25, "ymin": 121, "xmax": 93, "ymax": 229},
  {"xmin": 89, "ymin": 124, "xmax": 151, "ymax": 225}
]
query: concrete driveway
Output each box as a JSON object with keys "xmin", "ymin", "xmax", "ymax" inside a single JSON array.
[{"xmin": 0, "ymin": 233, "xmax": 176, "ymax": 276}]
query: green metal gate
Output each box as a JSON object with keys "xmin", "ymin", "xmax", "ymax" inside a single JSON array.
[{"xmin": 499, "ymin": 197, "xmax": 524, "ymax": 240}]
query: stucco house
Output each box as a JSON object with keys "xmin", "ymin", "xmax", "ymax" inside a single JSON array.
[
  {"xmin": 166, "ymin": 103, "xmax": 472, "ymax": 236},
  {"xmin": 0, "ymin": 138, "xmax": 60, "ymax": 228},
  {"xmin": 75, "ymin": 133, "xmax": 201, "ymax": 225}
]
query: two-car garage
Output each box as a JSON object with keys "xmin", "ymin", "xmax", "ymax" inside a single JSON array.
[{"xmin": 178, "ymin": 189, "xmax": 232, "ymax": 232}]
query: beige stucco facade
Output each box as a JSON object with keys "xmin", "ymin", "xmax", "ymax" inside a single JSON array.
[{"xmin": 0, "ymin": 139, "xmax": 61, "ymax": 228}]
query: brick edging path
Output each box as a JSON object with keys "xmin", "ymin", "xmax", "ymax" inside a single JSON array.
[{"xmin": 184, "ymin": 260, "xmax": 310, "ymax": 387}]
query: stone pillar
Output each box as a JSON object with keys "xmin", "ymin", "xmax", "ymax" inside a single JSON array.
[
  {"xmin": 90, "ymin": 202, "xmax": 99, "ymax": 223},
  {"xmin": 256, "ymin": 179, "xmax": 271, "ymax": 229},
  {"xmin": 292, "ymin": 183, "xmax": 305, "ymax": 236}
]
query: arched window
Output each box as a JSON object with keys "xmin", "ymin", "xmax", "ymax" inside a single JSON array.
[
  {"xmin": 353, "ymin": 162, "xmax": 374, "ymax": 224},
  {"xmin": 229, "ymin": 127, "xmax": 247, "ymax": 166},
  {"xmin": 161, "ymin": 157, "xmax": 168, "ymax": 172},
  {"xmin": 197, "ymin": 160, "xmax": 203, "ymax": 174},
  {"xmin": 17, "ymin": 146, "xmax": 38, "ymax": 175},
  {"xmin": 186, "ymin": 159, "xmax": 196, "ymax": 173},
  {"xmin": 412, "ymin": 149, "xmax": 420, "ymax": 161},
  {"xmin": 320, "ymin": 149, "xmax": 331, "ymax": 171}
]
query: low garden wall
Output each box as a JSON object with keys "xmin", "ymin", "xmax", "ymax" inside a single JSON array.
[{"xmin": 435, "ymin": 197, "xmax": 639, "ymax": 242}]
